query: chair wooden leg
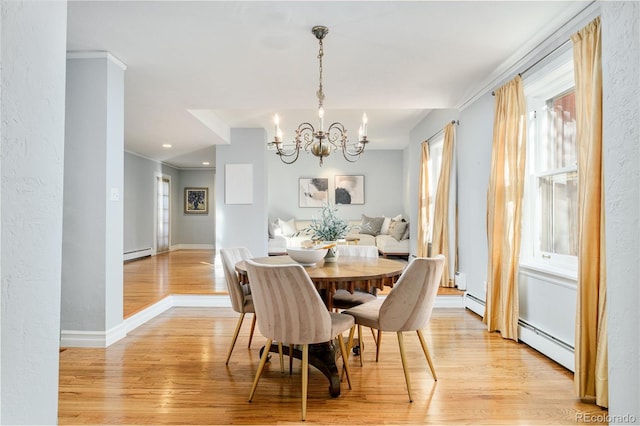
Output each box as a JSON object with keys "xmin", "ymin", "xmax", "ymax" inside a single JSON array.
[
  {"xmin": 278, "ymin": 342, "xmax": 284, "ymax": 374},
  {"xmin": 248, "ymin": 339, "xmax": 271, "ymax": 402},
  {"xmin": 247, "ymin": 314, "xmax": 257, "ymax": 348},
  {"xmin": 226, "ymin": 313, "xmax": 245, "ymax": 365},
  {"xmin": 416, "ymin": 329, "xmax": 437, "ymax": 381},
  {"xmin": 347, "ymin": 326, "xmax": 356, "ymax": 362},
  {"xmin": 370, "ymin": 327, "xmax": 377, "ymax": 345},
  {"xmin": 337, "ymin": 334, "xmax": 352, "ymax": 390},
  {"xmin": 397, "ymin": 332, "xmax": 413, "ymax": 402},
  {"xmin": 341, "ymin": 327, "xmax": 355, "ymax": 382},
  {"xmin": 375, "ymin": 329, "xmax": 382, "ymax": 362},
  {"xmin": 301, "ymin": 344, "xmax": 309, "ymax": 421},
  {"xmin": 358, "ymin": 325, "xmax": 364, "ymax": 366}
]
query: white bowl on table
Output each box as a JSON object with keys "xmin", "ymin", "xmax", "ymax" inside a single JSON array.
[{"xmin": 287, "ymin": 247, "xmax": 328, "ymax": 266}]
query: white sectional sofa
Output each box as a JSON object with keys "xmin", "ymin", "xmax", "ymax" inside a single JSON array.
[{"xmin": 268, "ymin": 214, "xmax": 410, "ymax": 258}]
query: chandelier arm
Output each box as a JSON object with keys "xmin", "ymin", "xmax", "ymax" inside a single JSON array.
[
  {"xmin": 274, "ymin": 143, "xmax": 302, "ymax": 164},
  {"xmin": 295, "ymin": 122, "xmax": 317, "ymax": 151},
  {"xmin": 325, "ymin": 122, "xmax": 346, "ymax": 148}
]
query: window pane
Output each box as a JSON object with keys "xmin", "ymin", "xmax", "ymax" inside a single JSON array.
[
  {"xmin": 538, "ymin": 171, "xmax": 578, "ymax": 256},
  {"xmin": 539, "ymin": 91, "xmax": 576, "ymax": 171}
]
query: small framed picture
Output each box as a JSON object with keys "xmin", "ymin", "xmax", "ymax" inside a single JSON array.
[
  {"xmin": 184, "ymin": 187, "xmax": 209, "ymax": 214},
  {"xmin": 335, "ymin": 175, "xmax": 364, "ymax": 205},
  {"xmin": 299, "ymin": 177, "xmax": 328, "ymax": 208}
]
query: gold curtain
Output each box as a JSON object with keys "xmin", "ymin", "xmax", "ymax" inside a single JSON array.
[
  {"xmin": 417, "ymin": 142, "xmax": 431, "ymax": 257},
  {"xmin": 484, "ymin": 75, "xmax": 526, "ymax": 341},
  {"xmin": 431, "ymin": 123, "xmax": 455, "ymax": 287},
  {"xmin": 572, "ymin": 17, "xmax": 608, "ymax": 408}
]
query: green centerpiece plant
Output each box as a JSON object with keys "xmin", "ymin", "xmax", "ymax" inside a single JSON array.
[{"xmin": 304, "ymin": 203, "xmax": 349, "ymax": 262}]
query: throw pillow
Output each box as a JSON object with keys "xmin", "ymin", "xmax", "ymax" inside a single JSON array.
[
  {"xmin": 380, "ymin": 216, "xmax": 392, "ymax": 234},
  {"xmin": 268, "ymin": 219, "xmax": 282, "ymax": 238},
  {"xmin": 359, "ymin": 214, "xmax": 384, "ymax": 236},
  {"xmin": 277, "ymin": 218, "xmax": 297, "ymax": 237},
  {"xmin": 388, "ymin": 219, "xmax": 408, "ymax": 241},
  {"xmin": 401, "ymin": 221, "xmax": 410, "ymax": 240}
]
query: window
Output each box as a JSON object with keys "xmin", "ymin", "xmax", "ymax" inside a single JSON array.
[{"xmin": 522, "ymin": 49, "xmax": 578, "ymax": 274}]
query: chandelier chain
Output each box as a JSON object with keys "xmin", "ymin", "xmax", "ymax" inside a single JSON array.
[{"xmin": 317, "ymin": 38, "xmax": 325, "ymax": 108}]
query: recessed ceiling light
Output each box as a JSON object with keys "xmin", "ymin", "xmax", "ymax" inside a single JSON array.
[
  {"xmin": 202, "ymin": 161, "xmax": 210, "ymax": 166},
  {"xmin": 162, "ymin": 144, "xmax": 172, "ymax": 148}
]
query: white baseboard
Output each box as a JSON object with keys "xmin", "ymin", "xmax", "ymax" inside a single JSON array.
[
  {"xmin": 61, "ymin": 295, "xmax": 231, "ymax": 348},
  {"xmin": 170, "ymin": 244, "xmax": 215, "ymax": 251},
  {"xmin": 171, "ymin": 294, "xmax": 230, "ymax": 307},
  {"xmin": 434, "ymin": 295, "xmax": 465, "ymax": 309},
  {"xmin": 61, "ymin": 321, "xmax": 128, "ymax": 348}
]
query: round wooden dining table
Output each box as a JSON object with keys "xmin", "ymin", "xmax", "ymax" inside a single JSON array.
[
  {"xmin": 235, "ymin": 255, "xmax": 405, "ymax": 310},
  {"xmin": 235, "ymin": 254, "xmax": 406, "ymax": 397}
]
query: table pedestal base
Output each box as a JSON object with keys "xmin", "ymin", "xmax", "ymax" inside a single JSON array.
[{"xmin": 262, "ymin": 341, "xmax": 342, "ymax": 397}]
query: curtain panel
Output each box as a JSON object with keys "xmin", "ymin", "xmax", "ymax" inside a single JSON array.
[
  {"xmin": 417, "ymin": 142, "xmax": 431, "ymax": 257},
  {"xmin": 484, "ymin": 75, "xmax": 527, "ymax": 341},
  {"xmin": 572, "ymin": 16, "xmax": 608, "ymax": 408},
  {"xmin": 431, "ymin": 122, "xmax": 457, "ymax": 287}
]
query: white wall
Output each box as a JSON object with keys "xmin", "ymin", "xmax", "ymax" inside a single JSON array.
[
  {"xmin": 268, "ymin": 149, "xmax": 406, "ymax": 222},
  {"xmin": 602, "ymin": 1, "xmax": 640, "ymax": 421},
  {"xmin": 0, "ymin": 1, "xmax": 67, "ymax": 423},
  {"xmin": 216, "ymin": 128, "xmax": 268, "ymax": 256},
  {"xmin": 456, "ymin": 94, "xmax": 494, "ymax": 300},
  {"xmin": 124, "ymin": 153, "xmax": 177, "ymax": 252},
  {"xmin": 124, "ymin": 152, "xmax": 216, "ymax": 253},
  {"xmin": 179, "ymin": 169, "xmax": 215, "ymax": 246}
]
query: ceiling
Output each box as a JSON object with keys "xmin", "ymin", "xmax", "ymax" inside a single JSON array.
[{"xmin": 66, "ymin": 1, "xmax": 589, "ymax": 169}]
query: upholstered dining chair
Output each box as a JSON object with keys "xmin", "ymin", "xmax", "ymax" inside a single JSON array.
[
  {"xmin": 220, "ymin": 247, "xmax": 256, "ymax": 365},
  {"xmin": 245, "ymin": 259, "xmax": 354, "ymax": 421},
  {"xmin": 343, "ymin": 255, "xmax": 445, "ymax": 402},
  {"xmin": 332, "ymin": 244, "xmax": 379, "ymax": 364}
]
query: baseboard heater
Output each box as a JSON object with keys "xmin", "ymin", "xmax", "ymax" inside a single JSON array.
[
  {"xmin": 123, "ymin": 248, "xmax": 152, "ymax": 262},
  {"xmin": 464, "ymin": 292, "xmax": 574, "ymax": 371}
]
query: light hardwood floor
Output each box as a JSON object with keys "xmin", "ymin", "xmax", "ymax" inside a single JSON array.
[{"xmin": 58, "ymin": 250, "xmax": 608, "ymax": 425}]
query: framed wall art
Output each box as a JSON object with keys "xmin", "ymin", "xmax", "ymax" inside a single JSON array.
[
  {"xmin": 299, "ymin": 177, "xmax": 328, "ymax": 208},
  {"xmin": 335, "ymin": 175, "xmax": 364, "ymax": 205},
  {"xmin": 184, "ymin": 187, "xmax": 209, "ymax": 214}
]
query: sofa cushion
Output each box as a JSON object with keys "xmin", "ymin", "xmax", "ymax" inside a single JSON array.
[
  {"xmin": 376, "ymin": 234, "xmax": 410, "ymax": 255},
  {"xmin": 359, "ymin": 214, "xmax": 384, "ymax": 236}
]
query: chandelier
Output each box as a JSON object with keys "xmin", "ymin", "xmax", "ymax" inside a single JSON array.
[{"xmin": 270, "ymin": 25, "xmax": 369, "ymax": 166}]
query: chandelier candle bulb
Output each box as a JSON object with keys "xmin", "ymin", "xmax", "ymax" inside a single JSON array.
[
  {"xmin": 274, "ymin": 114, "xmax": 281, "ymax": 141},
  {"xmin": 362, "ymin": 113, "xmax": 368, "ymax": 137}
]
